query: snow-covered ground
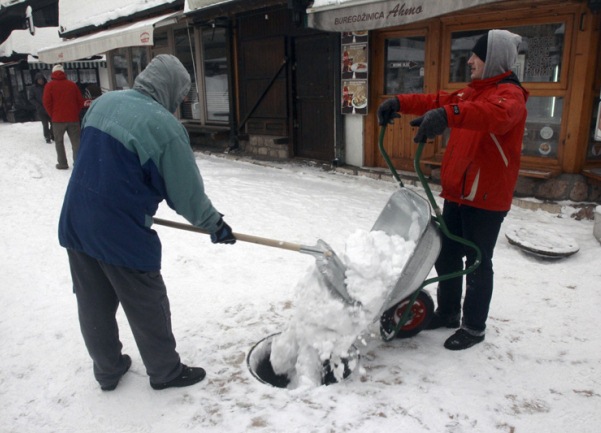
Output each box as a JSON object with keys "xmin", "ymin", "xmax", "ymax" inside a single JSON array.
[{"xmin": 1, "ymin": 121, "xmax": 600, "ymax": 433}]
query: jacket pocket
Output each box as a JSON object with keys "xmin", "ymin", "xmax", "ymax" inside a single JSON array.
[{"xmin": 441, "ymin": 156, "xmax": 473, "ymax": 200}]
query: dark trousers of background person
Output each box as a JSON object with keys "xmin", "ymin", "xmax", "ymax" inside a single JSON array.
[
  {"xmin": 67, "ymin": 249, "xmax": 183, "ymax": 388},
  {"xmin": 52, "ymin": 122, "xmax": 81, "ymax": 168},
  {"xmin": 39, "ymin": 111, "xmax": 53, "ymax": 142},
  {"xmin": 433, "ymin": 200, "xmax": 507, "ymax": 333}
]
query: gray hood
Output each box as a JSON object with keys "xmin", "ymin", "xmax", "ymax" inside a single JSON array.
[
  {"xmin": 482, "ymin": 29, "xmax": 522, "ymax": 79},
  {"xmin": 133, "ymin": 54, "xmax": 191, "ymax": 113}
]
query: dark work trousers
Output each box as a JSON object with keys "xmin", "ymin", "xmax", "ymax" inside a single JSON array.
[
  {"xmin": 433, "ymin": 201, "xmax": 507, "ymax": 333},
  {"xmin": 38, "ymin": 111, "xmax": 53, "ymax": 141},
  {"xmin": 67, "ymin": 249, "xmax": 182, "ymax": 387},
  {"xmin": 52, "ymin": 122, "xmax": 80, "ymax": 167}
]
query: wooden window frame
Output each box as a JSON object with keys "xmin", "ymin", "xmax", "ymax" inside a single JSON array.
[{"xmin": 437, "ymin": 14, "xmax": 577, "ymax": 175}]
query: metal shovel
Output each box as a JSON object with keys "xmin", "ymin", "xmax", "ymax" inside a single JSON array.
[{"xmin": 152, "ymin": 218, "xmax": 354, "ymax": 304}]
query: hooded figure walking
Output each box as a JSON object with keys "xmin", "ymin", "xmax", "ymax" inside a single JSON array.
[
  {"xmin": 59, "ymin": 54, "xmax": 236, "ymax": 391},
  {"xmin": 30, "ymin": 72, "xmax": 53, "ymax": 143},
  {"xmin": 378, "ymin": 29, "xmax": 528, "ymax": 350}
]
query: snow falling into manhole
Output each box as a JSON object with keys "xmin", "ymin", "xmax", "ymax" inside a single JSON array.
[
  {"xmin": 246, "ymin": 333, "xmax": 358, "ymax": 389},
  {"xmin": 246, "ymin": 230, "xmax": 417, "ymax": 389}
]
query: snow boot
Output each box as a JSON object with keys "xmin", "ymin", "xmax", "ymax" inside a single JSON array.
[
  {"xmin": 150, "ymin": 365, "xmax": 206, "ymax": 390},
  {"xmin": 444, "ymin": 329, "xmax": 484, "ymax": 350},
  {"xmin": 100, "ymin": 354, "xmax": 132, "ymax": 391},
  {"xmin": 425, "ymin": 312, "xmax": 460, "ymax": 330}
]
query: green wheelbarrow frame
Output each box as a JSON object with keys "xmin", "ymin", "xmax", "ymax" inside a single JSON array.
[{"xmin": 377, "ymin": 124, "xmax": 482, "ymax": 341}]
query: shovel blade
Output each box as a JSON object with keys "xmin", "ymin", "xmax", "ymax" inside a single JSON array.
[{"xmin": 303, "ymin": 239, "xmax": 355, "ymax": 304}]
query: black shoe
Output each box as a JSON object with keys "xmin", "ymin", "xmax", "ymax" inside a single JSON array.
[
  {"xmin": 100, "ymin": 354, "xmax": 132, "ymax": 391},
  {"xmin": 425, "ymin": 313, "xmax": 460, "ymax": 330},
  {"xmin": 55, "ymin": 164, "xmax": 69, "ymax": 170},
  {"xmin": 444, "ymin": 329, "xmax": 485, "ymax": 351},
  {"xmin": 150, "ymin": 365, "xmax": 206, "ymax": 390},
  {"xmin": 45, "ymin": 138, "xmax": 51, "ymax": 143}
]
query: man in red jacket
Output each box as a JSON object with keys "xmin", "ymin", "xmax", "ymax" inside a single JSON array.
[
  {"xmin": 378, "ymin": 29, "xmax": 528, "ymax": 350},
  {"xmin": 43, "ymin": 64, "xmax": 84, "ymax": 169}
]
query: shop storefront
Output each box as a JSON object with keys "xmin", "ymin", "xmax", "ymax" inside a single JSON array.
[
  {"xmin": 38, "ymin": 7, "xmax": 234, "ymax": 142},
  {"xmin": 307, "ymin": 0, "xmax": 601, "ymax": 202},
  {"xmin": 185, "ymin": 0, "xmax": 342, "ymax": 160},
  {"xmin": 0, "ymin": 59, "xmax": 104, "ymax": 123}
]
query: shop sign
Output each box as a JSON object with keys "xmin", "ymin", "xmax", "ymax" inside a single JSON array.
[{"xmin": 307, "ymin": 0, "xmax": 504, "ymax": 32}]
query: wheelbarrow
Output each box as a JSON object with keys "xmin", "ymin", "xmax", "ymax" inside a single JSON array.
[{"xmin": 375, "ymin": 124, "xmax": 482, "ymax": 341}]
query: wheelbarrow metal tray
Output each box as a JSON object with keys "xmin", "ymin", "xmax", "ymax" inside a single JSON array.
[{"xmin": 371, "ymin": 188, "xmax": 442, "ymax": 320}]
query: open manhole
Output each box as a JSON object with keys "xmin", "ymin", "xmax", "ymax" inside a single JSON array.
[{"xmin": 246, "ymin": 333, "xmax": 359, "ymax": 389}]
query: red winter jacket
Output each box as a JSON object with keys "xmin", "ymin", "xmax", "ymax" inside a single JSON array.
[
  {"xmin": 397, "ymin": 71, "xmax": 529, "ymax": 212},
  {"xmin": 43, "ymin": 70, "xmax": 84, "ymax": 123}
]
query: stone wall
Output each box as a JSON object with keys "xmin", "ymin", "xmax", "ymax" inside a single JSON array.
[
  {"xmin": 515, "ymin": 174, "xmax": 601, "ymax": 203},
  {"xmin": 243, "ymin": 135, "xmax": 289, "ymax": 160}
]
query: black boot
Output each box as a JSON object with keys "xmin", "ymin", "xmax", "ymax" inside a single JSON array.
[
  {"xmin": 100, "ymin": 354, "xmax": 132, "ymax": 391},
  {"xmin": 444, "ymin": 329, "xmax": 485, "ymax": 350},
  {"xmin": 150, "ymin": 364, "xmax": 206, "ymax": 390},
  {"xmin": 425, "ymin": 312, "xmax": 460, "ymax": 330}
]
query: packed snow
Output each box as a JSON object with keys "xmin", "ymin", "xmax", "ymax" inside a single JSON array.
[
  {"xmin": 269, "ymin": 230, "xmax": 416, "ymax": 389},
  {"xmin": 1, "ymin": 121, "xmax": 601, "ymax": 433}
]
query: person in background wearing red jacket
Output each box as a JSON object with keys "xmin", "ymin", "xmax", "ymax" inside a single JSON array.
[
  {"xmin": 43, "ymin": 64, "xmax": 84, "ymax": 170},
  {"xmin": 378, "ymin": 29, "xmax": 528, "ymax": 350}
]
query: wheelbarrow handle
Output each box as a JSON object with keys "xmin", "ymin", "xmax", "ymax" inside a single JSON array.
[{"xmin": 152, "ymin": 217, "xmax": 303, "ymax": 253}]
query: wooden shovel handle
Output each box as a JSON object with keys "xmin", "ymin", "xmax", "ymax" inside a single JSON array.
[{"xmin": 152, "ymin": 217, "xmax": 303, "ymax": 252}]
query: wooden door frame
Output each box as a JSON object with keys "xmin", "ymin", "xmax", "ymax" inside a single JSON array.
[
  {"xmin": 365, "ymin": 22, "xmax": 439, "ymax": 170},
  {"xmin": 288, "ymin": 31, "xmax": 341, "ymax": 162}
]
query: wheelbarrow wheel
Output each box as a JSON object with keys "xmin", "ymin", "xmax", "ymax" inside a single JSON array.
[{"xmin": 379, "ymin": 290, "xmax": 434, "ymax": 339}]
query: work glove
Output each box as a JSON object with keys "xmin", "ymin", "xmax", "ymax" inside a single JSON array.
[
  {"xmin": 377, "ymin": 97, "xmax": 401, "ymax": 126},
  {"xmin": 410, "ymin": 107, "xmax": 448, "ymax": 143},
  {"xmin": 210, "ymin": 216, "xmax": 236, "ymax": 245}
]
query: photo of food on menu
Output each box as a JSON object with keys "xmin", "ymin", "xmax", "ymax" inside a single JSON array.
[{"xmin": 342, "ymin": 80, "xmax": 368, "ymax": 115}]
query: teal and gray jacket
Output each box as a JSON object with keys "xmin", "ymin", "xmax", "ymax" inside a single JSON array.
[{"xmin": 59, "ymin": 54, "xmax": 221, "ymax": 271}]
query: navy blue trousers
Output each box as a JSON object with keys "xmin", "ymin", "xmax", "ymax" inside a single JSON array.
[
  {"xmin": 434, "ymin": 201, "xmax": 507, "ymax": 333},
  {"xmin": 67, "ymin": 249, "xmax": 182, "ymax": 387}
]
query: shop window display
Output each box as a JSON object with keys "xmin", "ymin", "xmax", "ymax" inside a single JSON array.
[
  {"xmin": 383, "ymin": 36, "xmax": 425, "ymax": 95},
  {"xmin": 202, "ymin": 27, "xmax": 229, "ymax": 123}
]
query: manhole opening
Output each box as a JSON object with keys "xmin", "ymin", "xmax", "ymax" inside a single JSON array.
[{"xmin": 247, "ymin": 333, "xmax": 358, "ymax": 389}]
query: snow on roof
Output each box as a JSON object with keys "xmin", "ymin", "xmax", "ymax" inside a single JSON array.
[
  {"xmin": 0, "ymin": 0, "xmax": 27, "ymax": 8},
  {"xmin": 57, "ymin": 0, "xmax": 176, "ymax": 34},
  {"xmin": 0, "ymin": 27, "xmax": 61, "ymax": 58}
]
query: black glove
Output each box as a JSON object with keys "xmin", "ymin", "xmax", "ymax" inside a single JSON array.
[
  {"xmin": 210, "ymin": 217, "xmax": 236, "ymax": 245},
  {"xmin": 410, "ymin": 108, "xmax": 448, "ymax": 143},
  {"xmin": 377, "ymin": 97, "xmax": 401, "ymax": 126}
]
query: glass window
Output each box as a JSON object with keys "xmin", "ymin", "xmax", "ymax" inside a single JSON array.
[
  {"xmin": 131, "ymin": 47, "xmax": 148, "ymax": 82},
  {"xmin": 522, "ymin": 96, "xmax": 563, "ymax": 158},
  {"xmin": 202, "ymin": 27, "xmax": 229, "ymax": 123},
  {"xmin": 154, "ymin": 31, "xmax": 169, "ymax": 50},
  {"xmin": 588, "ymin": 92, "xmax": 601, "ymax": 160},
  {"xmin": 111, "ymin": 48, "xmax": 130, "ymax": 90},
  {"xmin": 450, "ymin": 23, "xmax": 564, "ymax": 83},
  {"xmin": 384, "ymin": 36, "xmax": 425, "ymax": 94},
  {"xmin": 174, "ymin": 28, "xmax": 197, "ymax": 120}
]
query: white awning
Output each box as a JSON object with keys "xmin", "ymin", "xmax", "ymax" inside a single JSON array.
[
  {"xmin": 306, "ymin": 0, "xmax": 505, "ymax": 32},
  {"xmin": 37, "ymin": 11, "xmax": 182, "ymax": 64}
]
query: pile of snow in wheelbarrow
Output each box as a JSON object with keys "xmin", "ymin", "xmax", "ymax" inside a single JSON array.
[{"xmin": 249, "ymin": 229, "xmax": 416, "ymax": 389}]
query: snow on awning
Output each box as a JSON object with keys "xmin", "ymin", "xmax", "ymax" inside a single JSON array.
[
  {"xmin": 306, "ymin": 0, "xmax": 505, "ymax": 32},
  {"xmin": 184, "ymin": 0, "xmax": 238, "ymax": 13},
  {"xmin": 37, "ymin": 11, "xmax": 182, "ymax": 64}
]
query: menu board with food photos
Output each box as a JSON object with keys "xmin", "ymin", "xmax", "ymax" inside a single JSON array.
[{"xmin": 341, "ymin": 31, "xmax": 368, "ymax": 115}]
